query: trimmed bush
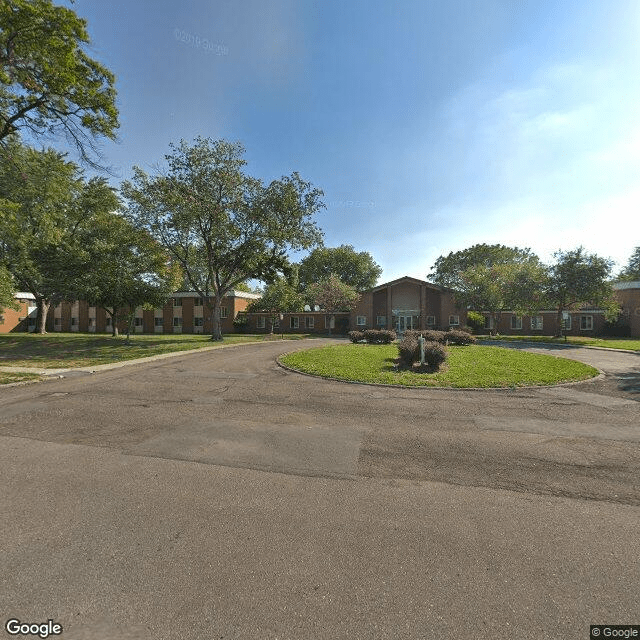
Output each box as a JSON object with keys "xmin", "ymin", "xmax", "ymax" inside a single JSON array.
[
  {"xmin": 444, "ymin": 329, "xmax": 477, "ymax": 345},
  {"xmin": 405, "ymin": 329, "xmax": 446, "ymax": 343},
  {"xmin": 363, "ymin": 328, "xmax": 397, "ymax": 344},
  {"xmin": 397, "ymin": 335, "xmax": 448, "ymax": 370},
  {"xmin": 348, "ymin": 330, "xmax": 365, "ymax": 343},
  {"xmin": 422, "ymin": 341, "xmax": 448, "ymax": 367},
  {"xmin": 398, "ymin": 333, "xmax": 419, "ymax": 367}
]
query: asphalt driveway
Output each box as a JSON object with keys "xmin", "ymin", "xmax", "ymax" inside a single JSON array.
[{"xmin": 1, "ymin": 339, "xmax": 638, "ymax": 639}]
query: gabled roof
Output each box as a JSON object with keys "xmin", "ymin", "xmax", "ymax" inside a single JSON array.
[{"xmin": 369, "ymin": 276, "xmax": 447, "ymax": 293}]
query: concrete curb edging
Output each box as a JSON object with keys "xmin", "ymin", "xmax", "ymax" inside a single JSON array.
[{"xmin": 276, "ymin": 346, "xmax": 605, "ymax": 391}]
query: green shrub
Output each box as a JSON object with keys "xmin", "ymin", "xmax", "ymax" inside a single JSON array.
[
  {"xmin": 422, "ymin": 341, "xmax": 448, "ymax": 367},
  {"xmin": 397, "ymin": 335, "xmax": 448, "ymax": 370},
  {"xmin": 363, "ymin": 328, "xmax": 397, "ymax": 344},
  {"xmin": 404, "ymin": 329, "xmax": 447, "ymax": 343},
  {"xmin": 398, "ymin": 333, "xmax": 419, "ymax": 367},
  {"xmin": 444, "ymin": 329, "xmax": 477, "ymax": 345},
  {"xmin": 466, "ymin": 311, "xmax": 485, "ymax": 333},
  {"xmin": 348, "ymin": 330, "xmax": 365, "ymax": 343}
]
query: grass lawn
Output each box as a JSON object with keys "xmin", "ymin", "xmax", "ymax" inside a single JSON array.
[
  {"xmin": 0, "ymin": 332, "xmax": 317, "ymax": 369},
  {"xmin": 479, "ymin": 335, "xmax": 640, "ymax": 351},
  {"xmin": 0, "ymin": 371, "xmax": 44, "ymax": 385},
  {"xmin": 280, "ymin": 343, "xmax": 599, "ymax": 388}
]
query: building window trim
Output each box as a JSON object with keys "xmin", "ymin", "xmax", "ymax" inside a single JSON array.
[
  {"xmin": 356, "ymin": 316, "xmax": 366, "ymax": 326},
  {"xmin": 449, "ymin": 315, "xmax": 460, "ymax": 326},
  {"xmin": 580, "ymin": 315, "xmax": 593, "ymax": 331},
  {"xmin": 290, "ymin": 316, "xmax": 299, "ymax": 329},
  {"xmin": 511, "ymin": 316, "xmax": 522, "ymax": 330},
  {"xmin": 531, "ymin": 316, "xmax": 543, "ymax": 331}
]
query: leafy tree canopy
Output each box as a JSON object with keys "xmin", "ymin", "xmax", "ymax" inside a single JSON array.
[
  {"xmin": 298, "ymin": 244, "xmax": 382, "ymax": 292},
  {"xmin": 247, "ymin": 270, "xmax": 304, "ymax": 332},
  {"xmin": 307, "ymin": 274, "xmax": 360, "ymax": 313},
  {"xmin": 76, "ymin": 211, "xmax": 182, "ymax": 339},
  {"xmin": 546, "ymin": 247, "xmax": 618, "ymax": 330},
  {"xmin": 0, "ymin": 0, "xmax": 119, "ymax": 169},
  {"xmin": 0, "ymin": 263, "xmax": 19, "ymax": 312},
  {"xmin": 618, "ymin": 246, "xmax": 640, "ymax": 281},
  {"xmin": 0, "ymin": 140, "xmax": 119, "ymax": 331},
  {"xmin": 122, "ymin": 137, "xmax": 324, "ymax": 340},
  {"xmin": 428, "ymin": 243, "xmax": 540, "ymax": 290}
]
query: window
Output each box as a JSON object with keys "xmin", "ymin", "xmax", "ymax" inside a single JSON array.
[
  {"xmin": 376, "ymin": 315, "xmax": 386, "ymax": 326},
  {"xmin": 194, "ymin": 297, "xmax": 204, "ymax": 307},
  {"xmin": 449, "ymin": 315, "xmax": 460, "ymax": 326},
  {"xmin": 425, "ymin": 316, "xmax": 435, "ymax": 326},
  {"xmin": 54, "ymin": 318, "xmax": 61, "ymax": 326},
  {"xmin": 357, "ymin": 316, "xmax": 366, "ymax": 326},
  {"xmin": 106, "ymin": 316, "xmax": 112, "ymax": 326},
  {"xmin": 562, "ymin": 314, "xmax": 572, "ymax": 331},
  {"xmin": 88, "ymin": 318, "xmax": 96, "ymax": 327},
  {"xmin": 511, "ymin": 316, "xmax": 522, "ymax": 330},
  {"xmin": 220, "ymin": 306, "xmax": 228, "ymax": 319},
  {"xmin": 134, "ymin": 317, "xmax": 143, "ymax": 326},
  {"xmin": 290, "ymin": 317, "xmax": 299, "ymax": 329},
  {"xmin": 71, "ymin": 317, "xmax": 78, "ymax": 326},
  {"xmin": 173, "ymin": 298, "xmax": 182, "ymax": 306},
  {"xmin": 580, "ymin": 315, "xmax": 593, "ymax": 331},
  {"xmin": 0, "ymin": 315, "xmax": 4, "ymax": 325},
  {"xmin": 154, "ymin": 317, "xmax": 163, "ymax": 327},
  {"xmin": 256, "ymin": 317, "xmax": 265, "ymax": 329},
  {"xmin": 484, "ymin": 316, "xmax": 493, "ymax": 330},
  {"xmin": 305, "ymin": 316, "xmax": 314, "ymax": 329},
  {"xmin": 173, "ymin": 317, "xmax": 183, "ymax": 327},
  {"xmin": 194, "ymin": 317, "xmax": 204, "ymax": 327},
  {"xmin": 531, "ymin": 316, "xmax": 543, "ymax": 330}
]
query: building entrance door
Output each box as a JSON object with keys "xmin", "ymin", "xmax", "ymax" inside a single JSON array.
[{"xmin": 396, "ymin": 315, "xmax": 415, "ymax": 334}]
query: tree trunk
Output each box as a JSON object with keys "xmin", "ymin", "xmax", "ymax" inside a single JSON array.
[
  {"xmin": 125, "ymin": 307, "xmax": 135, "ymax": 345},
  {"xmin": 556, "ymin": 308, "xmax": 564, "ymax": 338},
  {"xmin": 210, "ymin": 296, "xmax": 223, "ymax": 341},
  {"xmin": 35, "ymin": 296, "xmax": 50, "ymax": 334}
]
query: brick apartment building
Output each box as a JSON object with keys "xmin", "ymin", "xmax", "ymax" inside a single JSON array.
[{"xmin": 2, "ymin": 278, "xmax": 640, "ymax": 338}]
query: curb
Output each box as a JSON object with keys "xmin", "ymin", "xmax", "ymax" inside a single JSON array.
[
  {"xmin": 276, "ymin": 347, "xmax": 605, "ymax": 391},
  {"xmin": 478, "ymin": 339, "xmax": 640, "ymax": 355},
  {"xmin": 0, "ymin": 338, "xmax": 338, "ymax": 387}
]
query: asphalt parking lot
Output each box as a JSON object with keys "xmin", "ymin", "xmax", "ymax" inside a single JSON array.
[{"xmin": 1, "ymin": 339, "xmax": 639, "ymax": 639}]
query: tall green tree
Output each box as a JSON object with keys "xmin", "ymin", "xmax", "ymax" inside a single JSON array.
[
  {"xmin": 122, "ymin": 138, "xmax": 324, "ymax": 341},
  {"xmin": 77, "ymin": 212, "xmax": 182, "ymax": 340},
  {"xmin": 546, "ymin": 247, "xmax": 618, "ymax": 336},
  {"xmin": 0, "ymin": 141, "xmax": 119, "ymax": 332},
  {"xmin": 0, "ymin": 0, "xmax": 119, "ymax": 169},
  {"xmin": 247, "ymin": 270, "xmax": 304, "ymax": 334},
  {"xmin": 307, "ymin": 273, "xmax": 359, "ymax": 335},
  {"xmin": 429, "ymin": 244, "xmax": 547, "ymax": 333},
  {"xmin": 429, "ymin": 244, "xmax": 540, "ymax": 289},
  {"xmin": 0, "ymin": 263, "xmax": 19, "ymax": 312},
  {"xmin": 298, "ymin": 244, "xmax": 382, "ymax": 292},
  {"xmin": 618, "ymin": 247, "xmax": 640, "ymax": 281}
]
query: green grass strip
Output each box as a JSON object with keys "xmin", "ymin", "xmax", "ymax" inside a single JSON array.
[
  {"xmin": 280, "ymin": 344, "xmax": 599, "ymax": 388},
  {"xmin": 0, "ymin": 333, "xmax": 317, "ymax": 368}
]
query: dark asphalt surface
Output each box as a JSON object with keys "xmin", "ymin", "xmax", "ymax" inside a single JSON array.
[{"xmin": 1, "ymin": 339, "xmax": 639, "ymax": 639}]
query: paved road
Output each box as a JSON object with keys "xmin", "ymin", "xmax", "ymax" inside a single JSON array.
[{"xmin": 1, "ymin": 340, "xmax": 639, "ymax": 639}]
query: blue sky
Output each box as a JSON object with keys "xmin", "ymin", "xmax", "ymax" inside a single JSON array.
[{"xmin": 67, "ymin": 0, "xmax": 640, "ymax": 283}]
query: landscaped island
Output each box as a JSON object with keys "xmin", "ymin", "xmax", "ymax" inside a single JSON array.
[{"xmin": 279, "ymin": 343, "xmax": 600, "ymax": 388}]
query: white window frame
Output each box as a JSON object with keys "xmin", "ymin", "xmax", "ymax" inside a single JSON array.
[
  {"xmin": 194, "ymin": 297, "xmax": 204, "ymax": 307},
  {"xmin": 173, "ymin": 298, "xmax": 182, "ymax": 307},
  {"xmin": 220, "ymin": 306, "xmax": 228, "ymax": 319},
  {"xmin": 305, "ymin": 316, "xmax": 314, "ymax": 329},
  {"xmin": 425, "ymin": 316, "xmax": 435, "ymax": 326},
  {"xmin": 449, "ymin": 315, "xmax": 460, "ymax": 326},
  {"xmin": 484, "ymin": 316, "xmax": 493, "ymax": 330},
  {"xmin": 172, "ymin": 317, "xmax": 183, "ymax": 327},
  {"xmin": 580, "ymin": 315, "xmax": 593, "ymax": 331},
  {"xmin": 106, "ymin": 316, "xmax": 112, "ymax": 326},
  {"xmin": 562, "ymin": 314, "xmax": 572, "ymax": 331},
  {"xmin": 531, "ymin": 316, "xmax": 543, "ymax": 330},
  {"xmin": 511, "ymin": 316, "xmax": 522, "ymax": 330},
  {"xmin": 134, "ymin": 317, "xmax": 143, "ymax": 327},
  {"xmin": 376, "ymin": 315, "xmax": 386, "ymax": 326},
  {"xmin": 256, "ymin": 317, "xmax": 266, "ymax": 329},
  {"xmin": 71, "ymin": 316, "xmax": 78, "ymax": 326},
  {"xmin": 290, "ymin": 317, "xmax": 299, "ymax": 329},
  {"xmin": 54, "ymin": 317, "xmax": 61, "ymax": 326},
  {"xmin": 356, "ymin": 316, "xmax": 366, "ymax": 326},
  {"xmin": 154, "ymin": 317, "xmax": 163, "ymax": 327},
  {"xmin": 193, "ymin": 317, "xmax": 204, "ymax": 327}
]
